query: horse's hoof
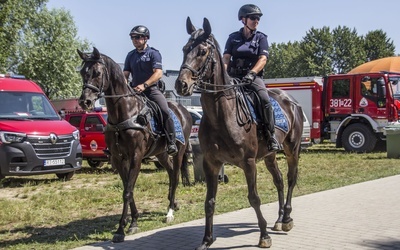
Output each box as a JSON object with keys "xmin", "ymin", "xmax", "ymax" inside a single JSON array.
[
  {"xmin": 258, "ymin": 235, "xmax": 272, "ymax": 248},
  {"xmin": 271, "ymin": 222, "xmax": 282, "ymax": 231},
  {"xmin": 282, "ymin": 220, "xmax": 294, "ymax": 232},
  {"xmin": 127, "ymin": 226, "xmax": 140, "ymax": 234},
  {"xmin": 166, "ymin": 215, "xmax": 174, "ymax": 223},
  {"xmin": 195, "ymin": 241, "xmax": 212, "ymax": 250},
  {"xmin": 112, "ymin": 233, "xmax": 125, "ymax": 243}
]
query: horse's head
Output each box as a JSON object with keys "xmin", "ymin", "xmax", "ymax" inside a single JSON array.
[
  {"xmin": 77, "ymin": 47, "xmax": 109, "ymax": 111},
  {"xmin": 175, "ymin": 17, "xmax": 217, "ymax": 96}
]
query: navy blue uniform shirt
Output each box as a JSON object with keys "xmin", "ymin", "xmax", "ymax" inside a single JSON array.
[
  {"xmin": 224, "ymin": 28, "xmax": 269, "ymax": 76},
  {"xmin": 123, "ymin": 46, "xmax": 162, "ymax": 87}
]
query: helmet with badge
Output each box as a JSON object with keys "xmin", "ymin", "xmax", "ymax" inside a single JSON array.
[
  {"xmin": 129, "ymin": 25, "xmax": 150, "ymax": 39},
  {"xmin": 238, "ymin": 4, "xmax": 263, "ymax": 20}
]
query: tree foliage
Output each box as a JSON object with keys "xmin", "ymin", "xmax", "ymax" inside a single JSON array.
[
  {"xmin": 17, "ymin": 7, "xmax": 90, "ymax": 99},
  {"xmin": 0, "ymin": 0, "xmax": 90, "ymax": 99},
  {"xmin": 265, "ymin": 26, "xmax": 396, "ymax": 78},
  {"xmin": 0, "ymin": 0, "xmax": 46, "ymax": 72}
]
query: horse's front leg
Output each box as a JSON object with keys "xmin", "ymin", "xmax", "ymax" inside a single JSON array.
[
  {"xmin": 195, "ymin": 159, "xmax": 221, "ymax": 250},
  {"xmin": 112, "ymin": 159, "xmax": 141, "ymax": 242},
  {"xmin": 244, "ymin": 159, "xmax": 272, "ymax": 248},
  {"xmin": 264, "ymin": 155, "xmax": 285, "ymax": 231}
]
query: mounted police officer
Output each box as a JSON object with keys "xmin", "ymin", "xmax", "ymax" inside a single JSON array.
[
  {"xmin": 222, "ymin": 4, "xmax": 280, "ymax": 152},
  {"xmin": 123, "ymin": 25, "xmax": 178, "ymax": 156}
]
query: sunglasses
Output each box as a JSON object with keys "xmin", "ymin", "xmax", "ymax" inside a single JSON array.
[
  {"xmin": 248, "ymin": 15, "xmax": 260, "ymax": 21},
  {"xmin": 131, "ymin": 35, "xmax": 145, "ymax": 40}
]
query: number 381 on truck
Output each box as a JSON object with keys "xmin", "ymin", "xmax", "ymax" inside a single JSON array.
[{"xmin": 265, "ymin": 72, "xmax": 400, "ymax": 152}]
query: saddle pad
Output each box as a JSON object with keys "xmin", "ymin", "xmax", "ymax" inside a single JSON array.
[
  {"xmin": 149, "ymin": 109, "xmax": 185, "ymax": 144},
  {"xmin": 248, "ymin": 97, "xmax": 289, "ymax": 133},
  {"xmin": 270, "ymin": 97, "xmax": 289, "ymax": 133}
]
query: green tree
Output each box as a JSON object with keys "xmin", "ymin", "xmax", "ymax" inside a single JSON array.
[
  {"xmin": 363, "ymin": 30, "xmax": 395, "ymax": 61},
  {"xmin": 298, "ymin": 26, "xmax": 334, "ymax": 76},
  {"xmin": 265, "ymin": 41, "xmax": 302, "ymax": 78},
  {"xmin": 0, "ymin": 0, "xmax": 46, "ymax": 72},
  {"xmin": 17, "ymin": 7, "xmax": 90, "ymax": 99},
  {"xmin": 331, "ymin": 26, "xmax": 366, "ymax": 74}
]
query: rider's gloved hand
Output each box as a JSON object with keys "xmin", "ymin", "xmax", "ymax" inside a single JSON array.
[{"xmin": 243, "ymin": 71, "xmax": 257, "ymax": 84}]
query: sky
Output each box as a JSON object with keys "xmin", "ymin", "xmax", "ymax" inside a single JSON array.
[{"xmin": 47, "ymin": 0, "xmax": 400, "ymax": 71}]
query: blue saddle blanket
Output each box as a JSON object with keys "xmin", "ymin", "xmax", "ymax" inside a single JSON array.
[
  {"xmin": 249, "ymin": 97, "xmax": 289, "ymax": 133},
  {"xmin": 149, "ymin": 109, "xmax": 185, "ymax": 144}
]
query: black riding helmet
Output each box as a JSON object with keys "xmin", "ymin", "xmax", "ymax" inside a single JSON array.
[
  {"xmin": 129, "ymin": 25, "xmax": 150, "ymax": 39},
  {"xmin": 238, "ymin": 4, "xmax": 263, "ymax": 20}
]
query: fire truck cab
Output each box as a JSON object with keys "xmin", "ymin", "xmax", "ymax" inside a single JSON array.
[{"xmin": 265, "ymin": 72, "xmax": 400, "ymax": 152}]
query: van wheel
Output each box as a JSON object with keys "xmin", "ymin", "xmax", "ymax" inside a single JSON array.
[
  {"xmin": 87, "ymin": 159, "xmax": 105, "ymax": 168},
  {"xmin": 342, "ymin": 123, "xmax": 377, "ymax": 153},
  {"xmin": 56, "ymin": 172, "xmax": 74, "ymax": 180}
]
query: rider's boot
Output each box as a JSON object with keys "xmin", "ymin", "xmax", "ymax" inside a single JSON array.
[
  {"xmin": 165, "ymin": 118, "xmax": 178, "ymax": 156},
  {"xmin": 263, "ymin": 103, "xmax": 281, "ymax": 152}
]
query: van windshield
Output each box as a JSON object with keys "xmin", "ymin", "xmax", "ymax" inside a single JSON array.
[{"xmin": 0, "ymin": 92, "xmax": 59, "ymax": 120}]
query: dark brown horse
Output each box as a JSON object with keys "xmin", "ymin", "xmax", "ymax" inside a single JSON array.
[
  {"xmin": 77, "ymin": 47, "xmax": 192, "ymax": 243},
  {"xmin": 175, "ymin": 17, "xmax": 303, "ymax": 249}
]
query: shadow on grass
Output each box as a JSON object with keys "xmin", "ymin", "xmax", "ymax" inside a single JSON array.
[{"xmin": 0, "ymin": 209, "xmax": 167, "ymax": 249}]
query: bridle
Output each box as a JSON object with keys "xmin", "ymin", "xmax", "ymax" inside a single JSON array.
[
  {"xmin": 81, "ymin": 57, "xmax": 135, "ymax": 100},
  {"xmin": 179, "ymin": 36, "xmax": 248, "ymax": 93}
]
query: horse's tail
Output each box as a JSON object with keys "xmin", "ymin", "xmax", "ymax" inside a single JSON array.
[{"xmin": 180, "ymin": 141, "xmax": 192, "ymax": 187}]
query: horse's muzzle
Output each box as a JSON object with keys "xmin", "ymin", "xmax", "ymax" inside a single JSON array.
[{"xmin": 175, "ymin": 79, "xmax": 193, "ymax": 96}]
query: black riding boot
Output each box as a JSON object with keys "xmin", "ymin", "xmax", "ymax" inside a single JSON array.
[
  {"xmin": 263, "ymin": 103, "xmax": 281, "ymax": 152},
  {"xmin": 165, "ymin": 117, "xmax": 178, "ymax": 156}
]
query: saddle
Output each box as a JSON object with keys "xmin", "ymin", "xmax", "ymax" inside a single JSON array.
[{"xmin": 236, "ymin": 86, "xmax": 289, "ymax": 133}]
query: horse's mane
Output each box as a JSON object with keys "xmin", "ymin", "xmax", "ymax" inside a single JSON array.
[{"xmin": 99, "ymin": 54, "xmax": 126, "ymax": 84}]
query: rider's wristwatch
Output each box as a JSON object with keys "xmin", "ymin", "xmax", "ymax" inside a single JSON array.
[{"xmin": 143, "ymin": 83, "xmax": 149, "ymax": 89}]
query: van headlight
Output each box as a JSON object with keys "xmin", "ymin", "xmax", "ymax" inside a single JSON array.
[
  {"xmin": 72, "ymin": 130, "xmax": 80, "ymax": 140},
  {"xmin": 0, "ymin": 132, "xmax": 27, "ymax": 143}
]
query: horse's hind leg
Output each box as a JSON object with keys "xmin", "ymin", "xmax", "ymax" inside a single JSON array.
[
  {"xmin": 264, "ymin": 154, "xmax": 285, "ymax": 231},
  {"xmin": 280, "ymin": 147, "xmax": 300, "ymax": 232}
]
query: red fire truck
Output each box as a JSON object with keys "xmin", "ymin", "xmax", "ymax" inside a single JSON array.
[{"xmin": 265, "ymin": 72, "xmax": 400, "ymax": 152}]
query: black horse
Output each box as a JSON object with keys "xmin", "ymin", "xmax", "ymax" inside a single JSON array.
[
  {"xmin": 78, "ymin": 47, "xmax": 192, "ymax": 243},
  {"xmin": 175, "ymin": 17, "xmax": 303, "ymax": 249}
]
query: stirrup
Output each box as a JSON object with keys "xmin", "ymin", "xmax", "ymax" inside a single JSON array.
[
  {"xmin": 268, "ymin": 136, "xmax": 281, "ymax": 152},
  {"xmin": 167, "ymin": 143, "xmax": 178, "ymax": 156}
]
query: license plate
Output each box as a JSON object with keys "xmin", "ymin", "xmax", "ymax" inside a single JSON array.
[{"xmin": 44, "ymin": 159, "xmax": 65, "ymax": 166}]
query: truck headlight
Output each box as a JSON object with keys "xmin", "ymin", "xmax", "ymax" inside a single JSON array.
[
  {"xmin": 72, "ymin": 130, "xmax": 80, "ymax": 140},
  {"xmin": 0, "ymin": 132, "xmax": 27, "ymax": 143}
]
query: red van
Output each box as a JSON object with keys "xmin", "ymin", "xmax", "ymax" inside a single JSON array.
[{"xmin": 0, "ymin": 76, "xmax": 82, "ymax": 180}]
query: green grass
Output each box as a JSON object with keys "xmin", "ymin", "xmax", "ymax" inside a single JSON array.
[{"xmin": 1, "ymin": 142, "xmax": 399, "ymax": 249}]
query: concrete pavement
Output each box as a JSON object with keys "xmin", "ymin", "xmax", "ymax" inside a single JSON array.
[{"xmin": 73, "ymin": 175, "xmax": 400, "ymax": 250}]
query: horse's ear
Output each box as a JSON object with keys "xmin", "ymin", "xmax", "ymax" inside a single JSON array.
[
  {"xmin": 203, "ymin": 18, "xmax": 211, "ymax": 38},
  {"xmin": 186, "ymin": 16, "xmax": 196, "ymax": 35},
  {"xmin": 93, "ymin": 47, "xmax": 101, "ymax": 60},
  {"xmin": 77, "ymin": 49, "xmax": 87, "ymax": 60}
]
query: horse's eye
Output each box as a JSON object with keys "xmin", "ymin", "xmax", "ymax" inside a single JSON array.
[{"xmin": 198, "ymin": 49, "xmax": 206, "ymax": 57}]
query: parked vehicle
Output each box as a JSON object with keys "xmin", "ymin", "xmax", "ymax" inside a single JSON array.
[
  {"xmin": 265, "ymin": 72, "xmax": 400, "ymax": 152},
  {"xmin": 52, "ymin": 98, "xmax": 109, "ymax": 168},
  {"xmin": 0, "ymin": 76, "xmax": 82, "ymax": 180}
]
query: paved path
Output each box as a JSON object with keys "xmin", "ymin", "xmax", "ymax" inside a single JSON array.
[{"xmin": 74, "ymin": 175, "xmax": 400, "ymax": 250}]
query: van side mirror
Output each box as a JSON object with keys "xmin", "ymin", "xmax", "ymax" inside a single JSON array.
[{"xmin": 58, "ymin": 110, "xmax": 66, "ymax": 119}]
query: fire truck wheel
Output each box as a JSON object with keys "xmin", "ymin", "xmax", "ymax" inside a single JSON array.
[
  {"xmin": 342, "ymin": 123, "xmax": 377, "ymax": 153},
  {"xmin": 56, "ymin": 172, "xmax": 74, "ymax": 181},
  {"xmin": 87, "ymin": 159, "xmax": 105, "ymax": 168}
]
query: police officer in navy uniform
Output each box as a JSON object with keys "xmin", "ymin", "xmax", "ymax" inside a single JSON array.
[
  {"xmin": 222, "ymin": 4, "xmax": 280, "ymax": 152},
  {"xmin": 123, "ymin": 25, "xmax": 178, "ymax": 156}
]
